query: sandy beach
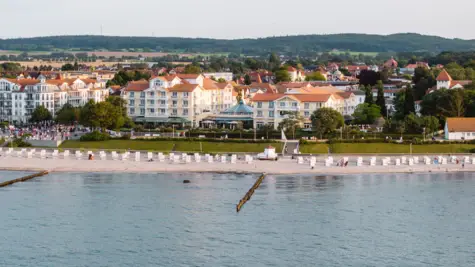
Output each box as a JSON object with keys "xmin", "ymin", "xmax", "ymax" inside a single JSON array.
[{"xmin": 0, "ymin": 155, "xmax": 473, "ymax": 175}]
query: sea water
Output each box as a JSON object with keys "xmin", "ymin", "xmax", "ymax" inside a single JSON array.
[{"xmin": 0, "ymin": 171, "xmax": 474, "ymax": 266}]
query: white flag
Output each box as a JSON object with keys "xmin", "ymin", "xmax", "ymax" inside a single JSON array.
[{"xmin": 281, "ymin": 129, "xmax": 287, "ymax": 141}]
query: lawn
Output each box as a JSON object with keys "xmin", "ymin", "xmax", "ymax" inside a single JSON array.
[
  {"xmin": 299, "ymin": 144, "xmax": 329, "ymax": 154},
  {"xmin": 60, "ymin": 140, "xmax": 175, "ymax": 152},
  {"xmin": 60, "ymin": 140, "xmax": 281, "ymax": 153}
]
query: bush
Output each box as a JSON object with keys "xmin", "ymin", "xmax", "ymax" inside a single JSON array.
[
  {"xmin": 8, "ymin": 138, "xmax": 32, "ymax": 147},
  {"xmin": 80, "ymin": 131, "xmax": 111, "ymax": 141}
]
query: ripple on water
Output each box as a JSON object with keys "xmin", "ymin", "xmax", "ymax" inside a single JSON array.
[{"xmin": 0, "ymin": 171, "xmax": 474, "ymax": 267}]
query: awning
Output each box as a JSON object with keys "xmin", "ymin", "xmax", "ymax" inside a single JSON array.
[{"xmin": 214, "ymin": 117, "xmax": 253, "ymax": 122}]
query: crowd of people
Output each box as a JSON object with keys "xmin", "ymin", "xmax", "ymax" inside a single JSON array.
[{"xmin": 0, "ymin": 122, "xmax": 91, "ymax": 141}]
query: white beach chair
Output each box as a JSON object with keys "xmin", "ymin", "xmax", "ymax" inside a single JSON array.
[
  {"xmin": 63, "ymin": 150, "xmax": 69, "ymax": 159},
  {"xmin": 356, "ymin": 157, "xmax": 363, "ymax": 166},
  {"xmin": 147, "ymin": 152, "xmax": 153, "ymax": 161},
  {"xmin": 158, "ymin": 153, "xmax": 165, "ymax": 162},
  {"xmin": 207, "ymin": 155, "xmax": 213, "ymax": 163},
  {"xmin": 99, "ymin": 151, "xmax": 106, "ymax": 160},
  {"xmin": 52, "ymin": 150, "xmax": 59, "ymax": 159},
  {"xmin": 401, "ymin": 156, "xmax": 407, "ymax": 165},
  {"xmin": 395, "ymin": 158, "xmax": 401, "ymax": 166},
  {"xmin": 40, "ymin": 150, "xmax": 47, "ymax": 159},
  {"xmin": 464, "ymin": 156, "xmax": 470, "ymax": 164},
  {"xmin": 442, "ymin": 158, "xmax": 448, "ymax": 165},
  {"xmin": 297, "ymin": 156, "xmax": 304, "ymax": 164},
  {"xmin": 169, "ymin": 153, "xmax": 175, "ymax": 161},
  {"xmin": 186, "ymin": 155, "xmax": 192, "ymax": 163},
  {"xmin": 408, "ymin": 158, "xmax": 414, "ymax": 166},
  {"xmin": 111, "ymin": 151, "xmax": 118, "ymax": 160},
  {"xmin": 413, "ymin": 156, "xmax": 419, "ymax": 164},
  {"xmin": 135, "ymin": 152, "xmax": 140, "ymax": 162},
  {"xmin": 75, "ymin": 151, "xmax": 82, "ymax": 160},
  {"xmin": 221, "ymin": 155, "xmax": 226, "ymax": 163},
  {"xmin": 370, "ymin": 157, "xmax": 376, "ymax": 166},
  {"xmin": 231, "ymin": 154, "xmax": 237, "ymax": 164}
]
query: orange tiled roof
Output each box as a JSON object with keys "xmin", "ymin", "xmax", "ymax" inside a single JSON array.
[
  {"xmin": 436, "ymin": 69, "xmax": 452, "ymax": 81},
  {"xmin": 124, "ymin": 80, "xmax": 149, "ymax": 92},
  {"xmin": 168, "ymin": 84, "xmax": 200, "ymax": 92},
  {"xmin": 446, "ymin": 118, "xmax": 475, "ymax": 132}
]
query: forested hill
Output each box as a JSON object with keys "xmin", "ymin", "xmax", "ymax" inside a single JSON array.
[{"xmin": 2, "ymin": 33, "xmax": 475, "ymax": 54}]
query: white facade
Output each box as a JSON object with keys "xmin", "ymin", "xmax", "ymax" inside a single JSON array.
[
  {"xmin": 444, "ymin": 118, "xmax": 475, "ymax": 140},
  {"xmin": 0, "ymin": 77, "xmax": 108, "ymax": 123},
  {"xmin": 122, "ymin": 75, "xmax": 234, "ymax": 126},
  {"xmin": 203, "ymin": 72, "xmax": 233, "ymax": 81}
]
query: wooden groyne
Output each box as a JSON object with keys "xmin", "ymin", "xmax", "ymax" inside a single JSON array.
[
  {"xmin": 0, "ymin": 171, "xmax": 49, "ymax": 187},
  {"xmin": 236, "ymin": 173, "xmax": 266, "ymax": 212}
]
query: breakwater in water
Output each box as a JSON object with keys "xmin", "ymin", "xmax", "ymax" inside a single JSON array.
[
  {"xmin": 0, "ymin": 171, "xmax": 49, "ymax": 187},
  {"xmin": 236, "ymin": 173, "xmax": 266, "ymax": 212}
]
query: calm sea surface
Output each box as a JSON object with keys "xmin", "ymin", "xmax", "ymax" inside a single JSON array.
[{"xmin": 0, "ymin": 171, "xmax": 474, "ymax": 267}]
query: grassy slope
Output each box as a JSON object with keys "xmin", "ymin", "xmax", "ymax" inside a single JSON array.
[
  {"xmin": 60, "ymin": 140, "xmax": 282, "ymax": 153},
  {"xmin": 300, "ymin": 143, "xmax": 475, "ymax": 154}
]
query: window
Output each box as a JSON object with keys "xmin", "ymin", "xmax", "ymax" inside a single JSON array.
[
  {"xmin": 304, "ymin": 123, "xmax": 312, "ymax": 129},
  {"xmin": 172, "ymin": 109, "xmax": 177, "ymax": 115},
  {"xmin": 257, "ymin": 102, "xmax": 263, "ymax": 108},
  {"xmin": 160, "ymin": 92, "xmax": 166, "ymax": 98},
  {"xmin": 183, "ymin": 92, "xmax": 189, "ymax": 98},
  {"xmin": 150, "ymin": 100, "xmax": 155, "ymax": 104},
  {"xmin": 150, "ymin": 92, "xmax": 155, "ymax": 97},
  {"xmin": 269, "ymin": 102, "xmax": 274, "ymax": 108},
  {"xmin": 280, "ymin": 102, "xmax": 285, "ymax": 107},
  {"xmin": 130, "ymin": 92, "xmax": 135, "ymax": 97},
  {"xmin": 183, "ymin": 109, "xmax": 188, "ymax": 115},
  {"xmin": 140, "ymin": 108, "xmax": 145, "ymax": 115},
  {"xmin": 304, "ymin": 111, "xmax": 310, "ymax": 117},
  {"xmin": 172, "ymin": 92, "xmax": 178, "ymax": 98},
  {"xmin": 150, "ymin": 108, "xmax": 155, "ymax": 113},
  {"xmin": 140, "ymin": 100, "xmax": 145, "ymax": 106},
  {"xmin": 257, "ymin": 111, "xmax": 263, "ymax": 117},
  {"xmin": 172, "ymin": 100, "xmax": 177, "ymax": 107},
  {"xmin": 140, "ymin": 92, "xmax": 145, "ymax": 98},
  {"xmin": 129, "ymin": 108, "xmax": 135, "ymax": 114},
  {"xmin": 160, "ymin": 100, "xmax": 166, "ymax": 106},
  {"xmin": 129, "ymin": 100, "xmax": 135, "ymax": 105},
  {"xmin": 304, "ymin": 103, "xmax": 309, "ymax": 109},
  {"xmin": 183, "ymin": 100, "xmax": 188, "ymax": 107},
  {"xmin": 256, "ymin": 122, "xmax": 264, "ymax": 128},
  {"xmin": 269, "ymin": 111, "xmax": 274, "ymax": 117},
  {"xmin": 291, "ymin": 102, "xmax": 298, "ymax": 107}
]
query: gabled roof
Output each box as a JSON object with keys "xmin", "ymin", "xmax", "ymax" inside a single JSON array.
[
  {"xmin": 124, "ymin": 80, "xmax": 149, "ymax": 92},
  {"xmin": 177, "ymin": 74, "xmax": 202, "ymax": 79},
  {"xmin": 215, "ymin": 82, "xmax": 232, "ymax": 89},
  {"xmin": 168, "ymin": 84, "xmax": 200, "ymax": 92},
  {"xmin": 202, "ymin": 78, "xmax": 219, "ymax": 90},
  {"xmin": 436, "ymin": 69, "xmax": 452, "ymax": 81},
  {"xmin": 446, "ymin": 118, "xmax": 475, "ymax": 132}
]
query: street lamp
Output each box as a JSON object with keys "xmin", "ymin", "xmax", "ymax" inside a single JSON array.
[{"xmin": 172, "ymin": 124, "xmax": 176, "ymax": 138}]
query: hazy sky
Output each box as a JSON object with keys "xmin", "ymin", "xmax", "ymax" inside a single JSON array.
[{"xmin": 3, "ymin": 0, "xmax": 474, "ymax": 39}]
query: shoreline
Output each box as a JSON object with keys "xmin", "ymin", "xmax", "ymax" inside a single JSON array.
[{"xmin": 1, "ymin": 157, "xmax": 473, "ymax": 176}]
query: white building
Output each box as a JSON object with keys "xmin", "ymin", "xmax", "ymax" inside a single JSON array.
[
  {"xmin": 121, "ymin": 74, "xmax": 234, "ymax": 127},
  {"xmin": 0, "ymin": 77, "xmax": 108, "ymax": 123},
  {"xmin": 287, "ymin": 66, "xmax": 306, "ymax": 82},
  {"xmin": 445, "ymin": 118, "xmax": 475, "ymax": 140},
  {"xmin": 436, "ymin": 69, "xmax": 472, "ymax": 90},
  {"xmin": 250, "ymin": 85, "xmax": 352, "ymax": 129},
  {"xmin": 203, "ymin": 72, "xmax": 233, "ymax": 81}
]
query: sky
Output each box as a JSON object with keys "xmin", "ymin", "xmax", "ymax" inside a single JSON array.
[{"xmin": 2, "ymin": 0, "xmax": 475, "ymax": 40}]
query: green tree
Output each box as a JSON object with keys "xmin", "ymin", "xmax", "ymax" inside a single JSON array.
[
  {"xmin": 61, "ymin": 63, "xmax": 75, "ymax": 71},
  {"xmin": 183, "ymin": 64, "xmax": 201, "ymax": 74},
  {"xmin": 217, "ymin": 78, "xmax": 226, "ymax": 83},
  {"xmin": 268, "ymin": 52, "xmax": 281, "ymax": 71},
  {"xmin": 421, "ymin": 116, "xmax": 440, "ymax": 136},
  {"xmin": 441, "ymin": 89, "xmax": 465, "ymax": 117},
  {"xmin": 364, "ymin": 85, "xmax": 374, "ymax": 105},
  {"xmin": 274, "ymin": 68, "xmax": 291, "ymax": 83},
  {"xmin": 244, "ymin": 74, "xmax": 252, "ymax": 85},
  {"xmin": 55, "ymin": 103, "xmax": 80, "ymax": 125},
  {"xmin": 30, "ymin": 105, "xmax": 52, "ymax": 123},
  {"xmin": 310, "ymin": 107, "xmax": 344, "ymax": 138},
  {"xmin": 375, "ymin": 80, "xmax": 387, "ymax": 117},
  {"xmin": 352, "ymin": 103, "xmax": 381, "ymax": 124},
  {"xmin": 277, "ymin": 112, "xmax": 304, "ymax": 139},
  {"xmin": 73, "ymin": 60, "xmax": 79, "ymax": 70},
  {"xmin": 305, "ymin": 71, "xmax": 326, "ymax": 81},
  {"xmin": 403, "ymin": 84, "xmax": 416, "ymax": 116}
]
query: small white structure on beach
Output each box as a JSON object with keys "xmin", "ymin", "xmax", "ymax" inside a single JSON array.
[{"xmin": 257, "ymin": 146, "xmax": 278, "ymax": 161}]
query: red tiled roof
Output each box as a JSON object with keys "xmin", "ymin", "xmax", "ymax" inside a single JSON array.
[
  {"xmin": 177, "ymin": 74, "xmax": 201, "ymax": 79},
  {"xmin": 124, "ymin": 80, "xmax": 149, "ymax": 92},
  {"xmin": 436, "ymin": 69, "xmax": 452, "ymax": 81},
  {"xmin": 168, "ymin": 84, "xmax": 200, "ymax": 92},
  {"xmin": 446, "ymin": 118, "xmax": 475, "ymax": 132}
]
